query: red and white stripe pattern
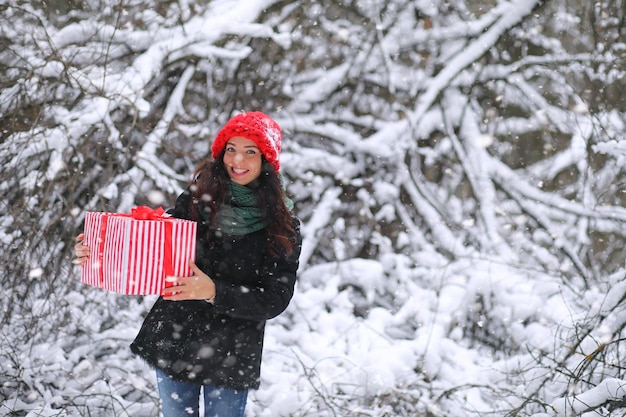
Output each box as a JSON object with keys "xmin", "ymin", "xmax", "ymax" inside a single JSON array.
[{"xmin": 81, "ymin": 211, "xmax": 197, "ymax": 295}]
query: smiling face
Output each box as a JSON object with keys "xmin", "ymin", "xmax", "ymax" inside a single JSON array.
[{"xmin": 222, "ymin": 136, "xmax": 263, "ymax": 185}]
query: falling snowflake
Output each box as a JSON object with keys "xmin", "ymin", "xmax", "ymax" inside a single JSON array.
[{"xmin": 262, "ymin": 117, "xmax": 281, "ymax": 155}]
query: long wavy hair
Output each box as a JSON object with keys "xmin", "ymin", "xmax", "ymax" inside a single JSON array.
[{"xmin": 189, "ymin": 152, "xmax": 296, "ymax": 257}]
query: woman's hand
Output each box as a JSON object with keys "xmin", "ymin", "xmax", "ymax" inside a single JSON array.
[
  {"xmin": 162, "ymin": 261, "xmax": 216, "ymax": 302},
  {"xmin": 72, "ymin": 233, "xmax": 90, "ymax": 266}
]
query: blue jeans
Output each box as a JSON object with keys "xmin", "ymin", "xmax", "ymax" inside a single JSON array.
[{"xmin": 156, "ymin": 368, "xmax": 248, "ymax": 417}]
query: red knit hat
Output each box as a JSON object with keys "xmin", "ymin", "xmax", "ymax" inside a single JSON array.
[{"xmin": 211, "ymin": 111, "xmax": 282, "ymax": 172}]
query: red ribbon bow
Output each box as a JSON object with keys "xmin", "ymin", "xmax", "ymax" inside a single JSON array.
[{"xmin": 131, "ymin": 206, "xmax": 166, "ymax": 220}]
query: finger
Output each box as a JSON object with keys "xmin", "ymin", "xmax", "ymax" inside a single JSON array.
[
  {"xmin": 72, "ymin": 256, "xmax": 88, "ymax": 266},
  {"xmin": 75, "ymin": 233, "xmax": 85, "ymax": 241},
  {"xmin": 74, "ymin": 246, "xmax": 90, "ymax": 257},
  {"xmin": 189, "ymin": 261, "xmax": 211, "ymax": 281},
  {"xmin": 161, "ymin": 284, "xmax": 177, "ymax": 296},
  {"xmin": 74, "ymin": 241, "xmax": 90, "ymax": 254},
  {"xmin": 162, "ymin": 276, "xmax": 181, "ymax": 297},
  {"xmin": 164, "ymin": 276, "xmax": 181, "ymax": 286},
  {"xmin": 189, "ymin": 260, "xmax": 201, "ymax": 274},
  {"xmin": 161, "ymin": 289, "xmax": 182, "ymax": 299}
]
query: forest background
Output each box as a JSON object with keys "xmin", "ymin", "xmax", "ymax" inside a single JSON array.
[{"xmin": 1, "ymin": 0, "xmax": 625, "ymax": 416}]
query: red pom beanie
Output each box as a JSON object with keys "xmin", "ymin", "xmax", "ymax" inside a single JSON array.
[{"xmin": 211, "ymin": 111, "xmax": 282, "ymax": 172}]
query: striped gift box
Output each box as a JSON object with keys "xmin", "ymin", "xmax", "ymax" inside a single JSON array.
[{"xmin": 81, "ymin": 207, "xmax": 197, "ymax": 295}]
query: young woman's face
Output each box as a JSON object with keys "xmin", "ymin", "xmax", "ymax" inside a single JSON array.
[{"xmin": 222, "ymin": 136, "xmax": 263, "ymax": 185}]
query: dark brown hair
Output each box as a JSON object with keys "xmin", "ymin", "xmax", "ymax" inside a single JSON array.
[{"xmin": 189, "ymin": 152, "xmax": 296, "ymax": 257}]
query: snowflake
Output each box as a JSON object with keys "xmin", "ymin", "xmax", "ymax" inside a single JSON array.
[{"xmin": 262, "ymin": 117, "xmax": 281, "ymax": 154}]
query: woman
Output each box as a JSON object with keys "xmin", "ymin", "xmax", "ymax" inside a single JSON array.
[{"xmin": 74, "ymin": 111, "xmax": 302, "ymax": 417}]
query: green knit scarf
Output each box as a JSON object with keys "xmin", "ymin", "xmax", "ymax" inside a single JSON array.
[{"xmin": 218, "ymin": 179, "xmax": 293, "ymax": 236}]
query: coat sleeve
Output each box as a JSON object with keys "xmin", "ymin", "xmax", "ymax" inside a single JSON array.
[
  {"xmin": 166, "ymin": 187, "xmax": 193, "ymax": 219},
  {"xmin": 211, "ymin": 217, "xmax": 302, "ymax": 321}
]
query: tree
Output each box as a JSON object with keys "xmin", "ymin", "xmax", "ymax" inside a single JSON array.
[{"xmin": 1, "ymin": 0, "xmax": 625, "ymax": 415}]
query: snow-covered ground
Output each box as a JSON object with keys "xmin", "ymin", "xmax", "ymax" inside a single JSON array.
[
  {"xmin": 2, "ymin": 0, "xmax": 625, "ymax": 415},
  {"xmin": 4, "ymin": 252, "xmax": 625, "ymax": 416}
]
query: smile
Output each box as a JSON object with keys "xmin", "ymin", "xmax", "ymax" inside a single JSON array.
[{"xmin": 231, "ymin": 167, "xmax": 249, "ymax": 175}]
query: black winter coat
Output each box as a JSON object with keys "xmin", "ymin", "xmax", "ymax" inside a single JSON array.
[{"xmin": 130, "ymin": 188, "xmax": 302, "ymax": 390}]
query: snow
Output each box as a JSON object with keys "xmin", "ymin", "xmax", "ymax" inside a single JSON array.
[{"xmin": 2, "ymin": 0, "xmax": 626, "ymax": 416}]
